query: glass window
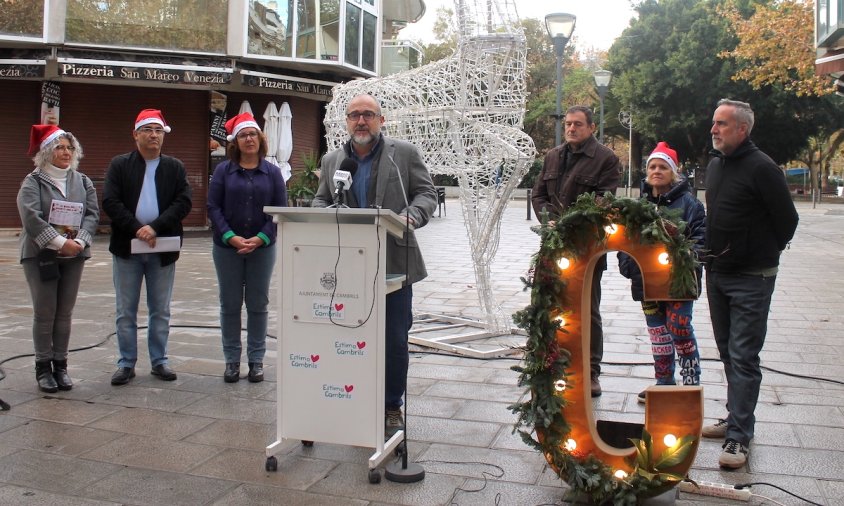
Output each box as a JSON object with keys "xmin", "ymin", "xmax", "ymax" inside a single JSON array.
[
  {"xmin": 65, "ymin": 0, "xmax": 226, "ymax": 54},
  {"xmin": 296, "ymin": 0, "xmax": 316, "ymax": 58},
  {"xmin": 248, "ymin": 0, "xmax": 293, "ymax": 57},
  {"xmin": 0, "ymin": 1, "xmax": 42, "ymax": 38},
  {"xmin": 320, "ymin": 0, "xmax": 340, "ymax": 60},
  {"xmin": 361, "ymin": 11, "xmax": 376, "ymax": 71},
  {"xmin": 344, "ymin": 3, "xmax": 360, "ymax": 66}
]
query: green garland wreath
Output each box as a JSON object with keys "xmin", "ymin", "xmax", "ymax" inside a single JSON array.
[{"xmin": 509, "ymin": 192, "xmax": 699, "ymax": 505}]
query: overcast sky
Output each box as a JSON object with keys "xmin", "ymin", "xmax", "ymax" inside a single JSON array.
[{"xmin": 398, "ymin": 0, "xmax": 638, "ymax": 51}]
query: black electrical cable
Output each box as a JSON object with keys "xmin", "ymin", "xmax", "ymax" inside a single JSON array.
[
  {"xmin": 0, "ymin": 324, "xmax": 276, "ymax": 411},
  {"xmin": 412, "ymin": 460, "xmax": 504, "ymax": 505},
  {"xmin": 408, "ymin": 347, "xmax": 844, "ymax": 386},
  {"xmin": 735, "ymin": 482, "xmax": 824, "ymax": 506}
]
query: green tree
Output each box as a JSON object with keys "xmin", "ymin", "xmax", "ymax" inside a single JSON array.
[
  {"xmin": 606, "ymin": 0, "xmax": 841, "ymax": 184},
  {"xmin": 718, "ymin": 0, "xmax": 844, "ymax": 194},
  {"xmin": 719, "ymin": 0, "xmax": 832, "ymax": 97}
]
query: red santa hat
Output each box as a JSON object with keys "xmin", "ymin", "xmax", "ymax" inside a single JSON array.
[
  {"xmin": 646, "ymin": 141, "xmax": 679, "ymax": 175},
  {"xmin": 225, "ymin": 112, "xmax": 261, "ymax": 142},
  {"xmin": 29, "ymin": 124, "xmax": 66, "ymax": 156},
  {"xmin": 134, "ymin": 109, "xmax": 171, "ymax": 133}
]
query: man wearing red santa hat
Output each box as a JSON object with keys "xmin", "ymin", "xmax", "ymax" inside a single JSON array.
[{"xmin": 102, "ymin": 109, "xmax": 192, "ymax": 385}]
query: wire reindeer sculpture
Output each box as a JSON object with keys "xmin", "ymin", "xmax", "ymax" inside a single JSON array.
[{"xmin": 324, "ymin": 0, "xmax": 536, "ymax": 333}]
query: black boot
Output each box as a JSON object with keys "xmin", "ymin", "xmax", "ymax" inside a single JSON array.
[
  {"xmin": 35, "ymin": 360, "xmax": 58, "ymax": 393},
  {"xmin": 248, "ymin": 362, "xmax": 264, "ymax": 383},
  {"xmin": 52, "ymin": 359, "xmax": 73, "ymax": 391},
  {"xmin": 224, "ymin": 362, "xmax": 240, "ymax": 383}
]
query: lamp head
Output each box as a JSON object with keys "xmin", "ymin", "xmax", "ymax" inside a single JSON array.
[
  {"xmin": 594, "ymin": 69, "xmax": 613, "ymax": 89},
  {"xmin": 545, "ymin": 13, "xmax": 576, "ymax": 45}
]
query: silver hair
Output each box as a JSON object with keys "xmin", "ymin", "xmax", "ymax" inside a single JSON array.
[
  {"xmin": 32, "ymin": 132, "xmax": 84, "ymax": 170},
  {"xmin": 717, "ymin": 98, "xmax": 754, "ymax": 135}
]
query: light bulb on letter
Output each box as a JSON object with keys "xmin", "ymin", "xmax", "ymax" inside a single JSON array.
[
  {"xmin": 564, "ymin": 439, "xmax": 576, "ymax": 451},
  {"xmin": 658, "ymin": 252, "xmax": 670, "ymax": 265},
  {"xmin": 557, "ymin": 257, "xmax": 571, "ymax": 270},
  {"xmin": 663, "ymin": 434, "xmax": 677, "ymax": 447},
  {"xmin": 604, "ymin": 224, "xmax": 618, "ymax": 235}
]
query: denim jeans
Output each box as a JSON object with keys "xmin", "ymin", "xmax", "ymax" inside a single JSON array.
[
  {"xmin": 385, "ymin": 285, "xmax": 413, "ymax": 409},
  {"xmin": 641, "ymin": 300, "xmax": 701, "ymax": 385},
  {"xmin": 212, "ymin": 243, "xmax": 275, "ymax": 364},
  {"xmin": 22, "ymin": 256, "xmax": 86, "ymax": 361},
  {"xmin": 706, "ymin": 270, "xmax": 777, "ymax": 446},
  {"xmin": 112, "ymin": 254, "xmax": 176, "ymax": 368}
]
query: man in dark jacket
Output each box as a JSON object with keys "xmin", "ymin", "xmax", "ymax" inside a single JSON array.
[
  {"xmin": 102, "ymin": 109, "xmax": 192, "ymax": 386},
  {"xmin": 702, "ymin": 99, "xmax": 798, "ymax": 470},
  {"xmin": 531, "ymin": 105, "xmax": 621, "ymax": 397}
]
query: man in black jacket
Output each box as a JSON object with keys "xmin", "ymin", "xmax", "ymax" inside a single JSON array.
[
  {"xmin": 102, "ymin": 109, "xmax": 192, "ymax": 385},
  {"xmin": 702, "ymin": 99, "xmax": 798, "ymax": 469},
  {"xmin": 531, "ymin": 105, "xmax": 621, "ymax": 397}
]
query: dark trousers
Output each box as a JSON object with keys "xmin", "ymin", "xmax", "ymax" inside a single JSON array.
[
  {"xmin": 706, "ymin": 270, "xmax": 777, "ymax": 446},
  {"xmin": 385, "ymin": 285, "xmax": 413, "ymax": 409},
  {"xmin": 590, "ymin": 257, "xmax": 605, "ymax": 376}
]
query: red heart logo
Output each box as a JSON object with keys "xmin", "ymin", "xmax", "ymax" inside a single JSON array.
[
  {"xmin": 357, "ymin": 341, "xmax": 366, "ymax": 349},
  {"xmin": 334, "ymin": 303, "xmax": 344, "ymax": 311},
  {"xmin": 311, "ymin": 354, "xmax": 319, "ymax": 362},
  {"xmin": 344, "ymin": 385, "xmax": 354, "ymax": 393}
]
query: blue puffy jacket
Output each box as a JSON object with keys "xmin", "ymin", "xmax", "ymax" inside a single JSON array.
[{"xmin": 617, "ymin": 177, "xmax": 705, "ymax": 300}]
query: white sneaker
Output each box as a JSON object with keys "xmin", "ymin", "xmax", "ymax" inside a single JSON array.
[
  {"xmin": 719, "ymin": 439, "xmax": 748, "ymax": 469},
  {"xmin": 702, "ymin": 418, "xmax": 729, "ymax": 438}
]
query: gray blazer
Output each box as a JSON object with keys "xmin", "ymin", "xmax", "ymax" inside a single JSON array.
[
  {"xmin": 17, "ymin": 169, "xmax": 100, "ymax": 261},
  {"xmin": 313, "ymin": 135, "xmax": 437, "ymax": 285}
]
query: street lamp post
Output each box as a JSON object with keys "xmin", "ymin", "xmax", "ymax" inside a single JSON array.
[
  {"xmin": 593, "ymin": 69, "xmax": 612, "ymax": 144},
  {"xmin": 619, "ymin": 109, "xmax": 633, "ymax": 196},
  {"xmin": 545, "ymin": 13, "xmax": 576, "ymax": 147}
]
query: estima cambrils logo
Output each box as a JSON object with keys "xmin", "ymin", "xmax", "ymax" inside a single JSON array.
[
  {"xmin": 289, "ymin": 353, "xmax": 319, "ymax": 368},
  {"xmin": 320, "ymin": 272, "xmax": 336, "ymax": 290},
  {"xmin": 323, "ymin": 383, "xmax": 354, "ymax": 399}
]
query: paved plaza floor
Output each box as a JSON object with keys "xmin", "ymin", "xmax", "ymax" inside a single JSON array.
[{"xmin": 0, "ymin": 197, "xmax": 842, "ymax": 505}]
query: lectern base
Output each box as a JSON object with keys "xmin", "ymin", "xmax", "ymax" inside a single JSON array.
[{"xmin": 385, "ymin": 461, "xmax": 425, "ymax": 483}]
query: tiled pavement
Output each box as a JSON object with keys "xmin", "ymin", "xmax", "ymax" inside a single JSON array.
[{"xmin": 0, "ymin": 197, "xmax": 842, "ymax": 505}]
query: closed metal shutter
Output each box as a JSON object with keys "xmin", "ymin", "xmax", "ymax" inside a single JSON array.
[
  {"xmin": 59, "ymin": 83, "xmax": 209, "ymax": 228},
  {"xmin": 0, "ymin": 81, "xmax": 42, "ymax": 228}
]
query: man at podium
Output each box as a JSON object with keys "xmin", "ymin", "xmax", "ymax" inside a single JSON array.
[{"xmin": 312, "ymin": 93, "xmax": 437, "ymax": 438}]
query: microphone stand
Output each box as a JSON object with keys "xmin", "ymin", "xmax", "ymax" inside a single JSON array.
[
  {"xmin": 327, "ymin": 183, "xmax": 349, "ymax": 209},
  {"xmin": 384, "ymin": 165, "xmax": 425, "ymax": 484}
]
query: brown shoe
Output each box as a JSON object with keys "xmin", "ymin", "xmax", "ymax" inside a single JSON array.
[{"xmin": 590, "ymin": 375, "xmax": 602, "ymax": 397}]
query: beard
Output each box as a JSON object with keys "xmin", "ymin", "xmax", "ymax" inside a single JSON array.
[{"xmin": 351, "ymin": 129, "xmax": 376, "ymax": 147}]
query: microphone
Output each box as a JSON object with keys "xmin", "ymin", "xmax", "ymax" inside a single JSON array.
[{"xmin": 332, "ymin": 159, "xmax": 359, "ymax": 207}]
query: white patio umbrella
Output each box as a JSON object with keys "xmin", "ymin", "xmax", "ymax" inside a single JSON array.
[
  {"xmin": 238, "ymin": 100, "xmax": 253, "ymax": 115},
  {"xmin": 277, "ymin": 102, "xmax": 293, "ymax": 182},
  {"xmin": 262, "ymin": 101, "xmax": 280, "ymax": 167}
]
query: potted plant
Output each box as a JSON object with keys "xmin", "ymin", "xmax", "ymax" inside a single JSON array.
[{"xmin": 288, "ymin": 151, "xmax": 320, "ymax": 207}]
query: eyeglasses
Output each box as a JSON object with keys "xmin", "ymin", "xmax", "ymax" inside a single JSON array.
[
  {"xmin": 54, "ymin": 145, "xmax": 76, "ymax": 152},
  {"xmin": 236, "ymin": 131, "xmax": 259, "ymax": 140},
  {"xmin": 346, "ymin": 111, "xmax": 379, "ymax": 121},
  {"xmin": 138, "ymin": 127, "xmax": 166, "ymax": 135}
]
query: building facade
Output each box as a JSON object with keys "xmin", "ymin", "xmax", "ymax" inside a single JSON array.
[
  {"xmin": 815, "ymin": 0, "xmax": 844, "ymax": 94},
  {"xmin": 0, "ymin": 0, "xmax": 424, "ymax": 228}
]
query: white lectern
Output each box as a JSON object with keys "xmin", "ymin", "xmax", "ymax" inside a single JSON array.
[{"xmin": 262, "ymin": 207, "xmax": 407, "ymax": 484}]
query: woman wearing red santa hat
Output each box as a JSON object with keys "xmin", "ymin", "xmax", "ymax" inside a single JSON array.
[
  {"xmin": 618, "ymin": 141, "xmax": 706, "ymax": 401},
  {"xmin": 207, "ymin": 112, "xmax": 287, "ymax": 383},
  {"xmin": 16, "ymin": 124, "xmax": 99, "ymax": 392}
]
